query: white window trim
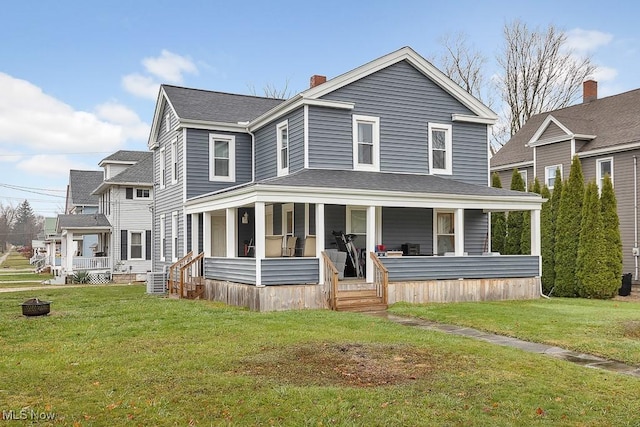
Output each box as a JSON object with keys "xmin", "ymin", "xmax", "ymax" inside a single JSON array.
[
  {"xmin": 428, "ymin": 123, "xmax": 453, "ymax": 175},
  {"xmin": 165, "ymin": 114, "xmax": 171, "ymax": 133},
  {"xmin": 433, "ymin": 210, "xmax": 457, "ymax": 255},
  {"xmin": 352, "ymin": 115, "xmax": 380, "ymax": 171},
  {"xmin": 346, "ymin": 206, "xmax": 367, "ymax": 236},
  {"xmin": 276, "ymin": 120, "xmax": 289, "ymax": 176},
  {"xmin": 545, "ymin": 164, "xmax": 563, "ymax": 190},
  {"xmin": 171, "ymin": 138, "xmax": 178, "ymax": 184},
  {"xmin": 159, "ymin": 147, "xmax": 166, "ymax": 189},
  {"xmin": 134, "ymin": 188, "xmax": 151, "ymax": 199},
  {"xmin": 282, "ymin": 203, "xmax": 294, "ymax": 237},
  {"xmin": 128, "ymin": 230, "xmax": 145, "ymax": 260},
  {"xmin": 518, "ymin": 170, "xmax": 528, "ymax": 191},
  {"xmin": 209, "ymin": 134, "xmax": 236, "ymax": 182},
  {"xmin": 596, "ymin": 157, "xmax": 614, "ymax": 191},
  {"xmin": 171, "ymin": 211, "xmax": 178, "ymax": 262},
  {"xmin": 160, "ymin": 214, "xmax": 166, "ymax": 262}
]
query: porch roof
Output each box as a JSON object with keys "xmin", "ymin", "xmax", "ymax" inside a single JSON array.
[
  {"xmin": 57, "ymin": 214, "xmax": 111, "ymax": 232},
  {"xmin": 186, "ymin": 169, "xmax": 543, "ymax": 213}
]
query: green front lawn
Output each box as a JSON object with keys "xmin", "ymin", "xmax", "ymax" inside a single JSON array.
[
  {"xmin": 1, "ymin": 286, "xmax": 639, "ymax": 426},
  {"xmin": 390, "ymin": 298, "xmax": 640, "ymax": 365}
]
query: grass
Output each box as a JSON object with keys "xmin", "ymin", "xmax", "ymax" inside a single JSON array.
[
  {"xmin": 390, "ymin": 298, "xmax": 640, "ymax": 366},
  {"xmin": 1, "ymin": 250, "xmax": 34, "ymax": 269},
  {"xmin": 0, "ymin": 249, "xmax": 53, "ymax": 288},
  {"xmin": 1, "ymin": 286, "xmax": 640, "ymax": 426}
]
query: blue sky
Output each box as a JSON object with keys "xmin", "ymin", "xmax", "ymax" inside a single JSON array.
[{"xmin": 1, "ymin": 0, "xmax": 638, "ymax": 216}]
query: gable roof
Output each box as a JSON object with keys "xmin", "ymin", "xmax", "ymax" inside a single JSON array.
[
  {"xmin": 68, "ymin": 170, "xmax": 104, "ymax": 207},
  {"xmin": 93, "ymin": 152, "xmax": 153, "ymax": 194},
  {"xmin": 99, "ymin": 150, "xmax": 151, "ymax": 165},
  {"xmin": 492, "ymin": 88, "xmax": 640, "ymax": 168}
]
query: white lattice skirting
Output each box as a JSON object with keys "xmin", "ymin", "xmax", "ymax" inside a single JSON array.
[{"xmin": 88, "ymin": 272, "xmax": 111, "ymax": 284}]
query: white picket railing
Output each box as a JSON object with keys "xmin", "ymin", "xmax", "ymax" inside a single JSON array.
[{"xmin": 71, "ymin": 257, "xmax": 110, "ymax": 270}]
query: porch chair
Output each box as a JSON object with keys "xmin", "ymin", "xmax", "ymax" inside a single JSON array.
[
  {"xmin": 303, "ymin": 235, "xmax": 316, "ymax": 257},
  {"xmin": 284, "ymin": 236, "xmax": 298, "ymax": 256},
  {"xmin": 265, "ymin": 235, "xmax": 284, "ymax": 258}
]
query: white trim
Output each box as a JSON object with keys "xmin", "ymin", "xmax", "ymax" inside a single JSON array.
[
  {"xmin": 532, "ymin": 147, "xmax": 537, "ymax": 178},
  {"xmin": 160, "ymin": 214, "xmax": 166, "ymax": 262},
  {"xmin": 128, "ymin": 230, "xmax": 145, "ymax": 260},
  {"xmin": 249, "ymin": 97, "xmax": 355, "ymax": 131},
  {"xmin": 304, "ymin": 203, "xmax": 309, "ymax": 237},
  {"xmin": 178, "ymin": 119, "xmax": 246, "ymax": 133},
  {"xmin": 596, "ymin": 157, "xmax": 614, "ymax": 191},
  {"xmin": 159, "ymin": 147, "xmax": 166, "ymax": 189},
  {"xmin": 544, "ymin": 164, "xmax": 563, "ymax": 189},
  {"xmin": 486, "ymin": 124, "xmax": 491, "ymax": 187},
  {"xmin": 254, "ymin": 202, "xmax": 265, "ymax": 287},
  {"xmin": 282, "ymin": 203, "xmax": 294, "ymax": 237},
  {"xmin": 452, "ymin": 114, "xmax": 496, "ymax": 125},
  {"xmin": 226, "ymin": 208, "xmax": 236, "ymax": 257},
  {"xmin": 518, "ymin": 170, "xmax": 528, "ymax": 191},
  {"xmin": 182, "ymin": 128, "xmax": 187, "ymax": 203},
  {"xmin": 346, "ymin": 206, "xmax": 367, "ymax": 236},
  {"xmin": 352, "ymin": 115, "xmax": 380, "ymax": 171},
  {"xmin": 191, "ymin": 213, "xmax": 199, "ymax": 254},
  {"xmin": 276, "ymin": 120, "xmax": 289, "ymax": 176},
  {"xmin": 490, "ymin": 160, "xmax": 534, "ymax": 172},
  {"xmin": 570, "ymin": 138, "xmax": 576, "ymax": 158},
  {"xmin": 209, "ymin": 134, "xmax": 236, "ymax": 182},
  {"xmin": 171, "ymin": 211, "xmax": 178, "ymax": 262},
  {"xmin": 170, "ymin": 137, "xmax": 178, "ymax": 185},
  {"xmin": 527, "ymin": 115, "xmax": 596, "ymax": 148},
  {"xmin": 577, "ymin": 141, "xmax": 640, "ymax": 158},
  {"xmin": 147, "ymin": 88, "xmax": 179, "ymax": 148},
  {"xmin": 303, "ymin": 105, "xmax": 309, "ymax": 169},
  {"xmin": 428, "ymin": 123, "xmax": 453, "ymax": 175},
  {"xmin": 433, "ymin": 209, "xmax": 457, "ymax": 256}
]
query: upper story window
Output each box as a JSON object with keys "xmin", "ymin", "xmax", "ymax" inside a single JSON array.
[
  {"xmin": 136, "ymin": 188, "xmax": 150, "ymax": 198},
  {"xmin": 519, "ymin": 170, "xmax": 528, "ymax": 191},
  {"xmin": 428, "ymin": 123, "xmax": 452, "ymax": 175},
  {"xmin": 352, "ymin": 115, "xmax": 380, "ymax": 171},
  {"xmin": 159, "ymin": 147, "xmax": 166, "ymax": 189},
  {"xmin": 545, "ymin": 164, "xmax": 563, "ymax": 189},
  {"xmin": 171, "ymin": 138, "xmax": 178, "ymax": 184},
  {"xmin": 209, "ymin": 134, "xmax": 236, "ymax": 182},
  {"xmin": 596, "ymin": 158, "xmax": 613, "ymax": 191},
  {"xmin": 276, "ymin": 120, "xmax": 289, "ymax": 176}
]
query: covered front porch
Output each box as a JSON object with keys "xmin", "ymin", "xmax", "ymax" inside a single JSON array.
[
  {"xmin": 182, "ymin": 170, "xmax": 543, "ymax": 310},
  {"xmin": 57, "ymin": 214, "xmax": 112, "ymax": 275}
]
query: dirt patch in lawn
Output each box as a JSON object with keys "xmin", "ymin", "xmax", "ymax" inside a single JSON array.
[
  {"xmin": 622, "ymin": 321, "xmax": 640, "ymax": 339},
  {"xmin": 238, "ymin": 342, "xmax": 455, "ymax": 387}
]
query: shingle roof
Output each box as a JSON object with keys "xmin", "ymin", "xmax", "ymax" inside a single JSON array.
[
  {"xmin": 492, "ymin": 88, "xmax": 640, "ymax": 168},
  {"xmin": 100, "ymin": 150, "xmax": 150, "ymax": 163},
  {"xmin": 104, "ymin": 152, "xmax": 153, "ymax": 184},
  {"xmin": 57, "ymin": 214, "xmax": 111, "ymax": 231},
  {"xmin": 68, "ymin": 170, "xmax": 104, "ymax": 206},
  {"xmin": 258, "ymin": 169, "xmax": 537, "ymax": 199},
  {"xmin": 163, "ymin": 85, "xmax": 285, "ymax": 124}
]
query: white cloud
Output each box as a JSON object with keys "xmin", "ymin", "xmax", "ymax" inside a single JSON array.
[
  {"xmin": 95, "ymin": 102, "xmax": 150, "ymax": 140},
  {"xmin": 565, "ymin": 29, "xmax": 614, "ymax": 54},
  {"xmin": 592, "ymin": 65, "xmax": 618, "ymax": 82},
  {"xmin": 0, "ymin": 73, "xmax": 149, "ymax": 156},
  {"xmin": 16, "ymin": 155, "xmax": 92, "ymax": 178},
  {"xmin": 142, "ymin": 50, "xmax": 197, "ymax": 83},
  {"xmin": 122, "ymin": 50, "xmax": 198, "ymax": 99}
]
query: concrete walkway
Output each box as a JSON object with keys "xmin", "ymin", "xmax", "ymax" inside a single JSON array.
[{"xmin": 371, "ymin": 312, "xmax": 640, "ymax": 379}]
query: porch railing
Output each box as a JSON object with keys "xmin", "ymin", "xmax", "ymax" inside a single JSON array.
[
  {"xmin": 168, "ymin": 251, "xmax": 193, "ymax": 296},
  {"xmin": 179, "ymin": 252, "xmax": 205, "ymax": 299},
  {"xmin": 369, "ymin": 252, "xmax": 389, "ymax": 305},
  {"xmin": 72, "ymin": 256, "xmax": 110, "ymax": 270},
  {"xmin": 321, "ymin": 251, "xmax": 339, "ymax": 310}
]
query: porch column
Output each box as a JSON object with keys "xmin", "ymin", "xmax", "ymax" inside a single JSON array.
[
  {"xmin": 191, "ymin": 213, "xmax": 199, "ymax": 254},
  {"xmin": 486, "ymin": 212, "xmax": 492, "ymax": 252},
  {"xmin": 255, "ymin": 202, "xmax": 265, "ymax": 287},
  {"xmin": 455, "ymin": 208, "xmax": 465, "ymax": 256},
  {"xmin": 203, "ymin": 212, "xmax": 212, "ymax": 257},
  {"xmin": 225, "ymin": 208, "xmax": 237, "ymax": 258},
  {"xmin": 366, "ymin": 206, "xmax": 376, "ymax": 282},
  {"xmin": 64, "ymin": 231, "xmax": 74, "ymax": 272},
  {"xmin": 531, "ymin": 208, "xmax": 542, "ymax": 275},
  {"xmin": 316, "ymin": 203, "xmax": 325, "ymax": 284}
]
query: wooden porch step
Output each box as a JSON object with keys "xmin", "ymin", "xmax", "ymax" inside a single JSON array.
[{"xmin": 335, "ymin": 289, "xmax": 387, "ymax": 312}]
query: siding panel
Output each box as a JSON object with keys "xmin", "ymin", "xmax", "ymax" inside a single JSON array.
[
  {"xmin": 261, "ymin": 258, "xmax": 320, "ymax": 285},
  {"xmin": 464, "ymin": 209, "xmax": 488, "ymax": 255},
  {"xmin": 255, "ymin": 108, "xmax": 304, "ymax": 181},
  {"xmin": 381, "ymin": 207, "xmax": 432, "ymax": 254},
  {"xmin": 204, "ymin": 257, "xmax": 256, "ymax": 284},
  {"xmin": 536, "ymin": 142, "xmax": 571, "ymax": 184}
]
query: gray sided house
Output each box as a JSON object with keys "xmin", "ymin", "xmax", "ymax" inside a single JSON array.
[
  {"xmin": 149, "ymin": 47, "xmax": 543, "ymax": 311},
  {"xmin": 491, "ymin": 81, "xmax": 640, "ymax": 279}
]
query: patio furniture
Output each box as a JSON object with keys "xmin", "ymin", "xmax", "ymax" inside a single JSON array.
[
  {"xmin": 284, "ymin": 236, "xmax": 298, "ymax": 256},
  {"xmin": 265, "ymin": 235, "xmax": 284, "ymax": 258},
  {"xmin": 325, "ymin": 249, "xmax": 347, "ymax": 279},
  {"xmin": 302, "ymin": 235, "xmax": 316, "ymax": 257}
]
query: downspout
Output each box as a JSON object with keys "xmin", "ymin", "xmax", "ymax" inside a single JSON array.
[{"xmin": 634, "ymin": 156, "xmax": 638, "ymax": 280}]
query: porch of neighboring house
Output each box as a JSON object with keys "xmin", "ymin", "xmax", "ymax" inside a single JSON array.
[{"xmin": 169, "ymin": 184, "xmax": 542, "ymax": 311}]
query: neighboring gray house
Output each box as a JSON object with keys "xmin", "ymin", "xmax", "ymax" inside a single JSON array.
[
  {"xmin": 149, "ymin": 47, "xmax": 543, "ymax": 310},
  {"xmin": 491, "ymin": 80, "xmax": 640, "ymax": 280}
]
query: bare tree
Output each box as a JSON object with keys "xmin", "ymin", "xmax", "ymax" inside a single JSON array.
[
  {"xmin": 0, "ymin": 203, "xmax": 16, "ymax": 253},
  {"xmin": 247, "ymin": 78, "xmax": 292, "ymax": 99},
  {"xmin": 497, "ymin": 20, "xmax": 596, "ymax": 137}
]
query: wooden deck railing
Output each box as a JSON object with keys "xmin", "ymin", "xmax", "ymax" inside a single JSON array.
[
  {"xmin": 321, "ymin": 251, "xmax": 339, "ymax": 310},
  {"xmin": 168, "ymin": 251, "xmax": 193, "ymax": 296},
  {"xmin": 370, "ymin": 252, "xmax": 389, "ymax": 305},
  {"xmin": 179, "ymin": 252, "xmax": 205, "ymax": 299}
]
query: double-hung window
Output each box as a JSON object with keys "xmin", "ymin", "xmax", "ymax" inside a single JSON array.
[
  {"xmin": 545, "ymin": 164, "xmax": 563, "ymax": 189},
  {"xmin": 276, "ymin": 120, "xmax": 289, "ymax": 176},
  {"xmin": 209, "ymin": 134, "xmax": 236, "ymax": 182},
  {"xmin": 518, "ymin": 170, "xmax": 528, "ymax": 191},
  {"xmin": 352, "ymin": 115, "xmax": 379, "ymax": 171},
  {"xmin": 596, "ymin": 158, "xmax": 613, "ymax": 191},
  {"xmin": 136, "ymin": 188, "xmax": 150, "ymax": 198},
  {"xmin": 129, "ymin": 231, "xmax": 144, "ymax": 260},
  {"xmin": 428, "ymin": 123, "xmax": 452, "ymax": 175}
]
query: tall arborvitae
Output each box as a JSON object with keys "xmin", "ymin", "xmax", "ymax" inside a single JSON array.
[
  {"xmin": 491, "ymin": 172, "xmax": 506, "ymax": 254},
  {"xmin": 554, "ymin": 156, "xmax": 585, "ymax": 297},
  {"xmin": 540, "ymin": 185, "xmax": 554, "ymax": 294},
  {"xmin": 600, "ymin": 174, "xmax": 623, "ymax": 285},
  {"xmin": 505, "ymin": 169, "xmax": 525, "ymax": 254},
  {"xmin": 520, "ymin": 177, "xmax": 541, "ymax": 255}
]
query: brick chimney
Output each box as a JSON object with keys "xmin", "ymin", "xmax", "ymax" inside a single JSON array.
[
  {"xmin": 310, "ymin": 75, "xmax": 327, "ymax": 88},
  {"xmin": 583, "ymin": 80, "xmax": 598, "ymax": 103}
]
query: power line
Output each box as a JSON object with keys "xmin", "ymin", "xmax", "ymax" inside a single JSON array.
[
  {"xmin": 0, "ymin": 151, "xmax": 113, "ymax": 158},
  {"xmin": 0, "ymin": 184, "xmax": 66, "ymax": 198},
  {"xmin": 0, "ymin": 183, "xmax": 66, "ymax": 192}
]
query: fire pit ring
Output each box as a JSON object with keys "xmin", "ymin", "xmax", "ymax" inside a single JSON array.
[{"xmin": 21, "ymin": 298, "xmax": 51, "ymax": 316}]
